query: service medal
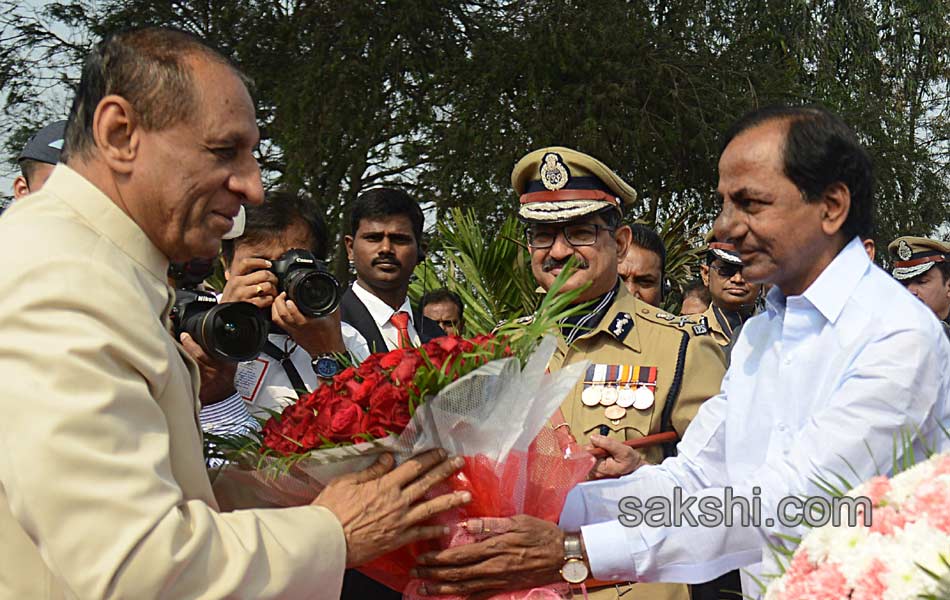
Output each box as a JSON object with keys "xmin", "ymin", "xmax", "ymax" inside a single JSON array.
[
  {"xmin": 582, "ymin": 385, "xmax": 603, "ymax": 406},
  {"xmin": 617, "ymin": 386, "xmax": 636, "ymax": 408},
  {"xmin": 632, "ymin": 386, "xmax": 655, "ymax": 410},
  {"xmin": 600, "ymin": 386, "xmax": 618, "ymax": 406}
]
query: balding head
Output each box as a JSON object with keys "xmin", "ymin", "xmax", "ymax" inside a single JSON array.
[{"xmin": 62, "ymin": 27, "xmax": 249, "ymax": 163}]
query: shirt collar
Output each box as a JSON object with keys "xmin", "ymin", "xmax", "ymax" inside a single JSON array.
[
  {"xmin": 44, "ymin": 164, "xmax": 169, "ymax": 285},
  {"xmin": 766, "ymin": 236, "xmax": 868, "ymax": 323},
  {"xmin": 560, "ymin": 282, "xmax": 619, "ymax": 344},
  {"xmin": 350, "ymin": 281, "xmax": 414, "ymax": 327}
]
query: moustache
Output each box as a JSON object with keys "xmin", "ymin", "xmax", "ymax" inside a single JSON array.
[
  {"xmin": 542, "ymin": 257, "xmax": 589, "ymax": 272},
  {"xmin": 372, "ymin": 256, "xmax": 402, "ymax": 268}
]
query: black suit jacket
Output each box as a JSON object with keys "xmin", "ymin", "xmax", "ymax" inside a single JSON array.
[{"xmin": 340, "ymin": 286, "xmax": 445, "ymax": 356}]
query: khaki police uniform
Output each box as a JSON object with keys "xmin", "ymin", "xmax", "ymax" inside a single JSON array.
[
  {"xmin": 700, "ymin": 304, "xmax": 728, "ymax": 346},
  {"xmin": 700, "ymin": 303, "xmax": 745, "ymax": 347},
  {"xmin": 888, "ymin": 236, "xmax": 950, "ymax": 338},
  {"xmin": 513, "ymin": 146, "xmax": 727, "ymax": 600},
  {"xmin": 700, "ymin": 232, "xmax": 757, "ymax": 351},
  {"xmin": 549, "ymin": 286, "xmax": 726, "ymax": 467},
  {"xmin": 548, "ymin": 288, "xmax": 726, "ymax": 600}
]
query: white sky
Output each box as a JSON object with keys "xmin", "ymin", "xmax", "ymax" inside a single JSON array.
[{"xmin": 1, "ymin": 0, "xmax": 77, "ymax": 200}]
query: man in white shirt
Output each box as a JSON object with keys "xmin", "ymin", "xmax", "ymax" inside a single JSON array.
[
  {"xmin": 341, "ymin": 187, "xmax": 444, "ymax": 361},
  {"xmin": 411, "ymin": 106, "xmax": 950, "ymax": 598}
]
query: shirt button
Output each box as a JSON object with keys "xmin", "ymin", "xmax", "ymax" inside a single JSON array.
[{"xmin": 777, "ymin": 423, "xmax": 787, "ymax": 432}]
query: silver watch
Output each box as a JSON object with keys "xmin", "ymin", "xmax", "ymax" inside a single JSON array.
[{"xmin": 560, "ymin": 533, "xmax": 589, "ymax": 584}]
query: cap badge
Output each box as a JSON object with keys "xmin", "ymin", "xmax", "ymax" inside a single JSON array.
[
  {"xmin": 539, "ymin": 152, "xmax": 569, "ymax": 191},
  {"xmin": 897, "ymin": 240, "xmax": 913, "ymax": 261}
]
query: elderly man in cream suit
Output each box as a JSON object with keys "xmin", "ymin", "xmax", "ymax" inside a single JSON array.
[{"xmin": 0, "ymin": 28, "xmax": 468, "ymax": 599}]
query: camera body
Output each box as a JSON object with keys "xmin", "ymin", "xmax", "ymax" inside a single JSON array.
[
  {"xmin": 269, "ymin": 249, "xmax": 342, "ymax": 318},
  {"xmin": 170, "ymin": 289, "xmax": 268, "ymax": 362}
]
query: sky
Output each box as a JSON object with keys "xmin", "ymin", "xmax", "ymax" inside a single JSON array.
[{"xmin": 1, "ymin": 0, "xmax": 77, "ymax": 205}]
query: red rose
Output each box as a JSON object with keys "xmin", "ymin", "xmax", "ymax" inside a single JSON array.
[
  {"xmin": 379, "ymin": 348, "xmax": 409, "ymax": 369},
  {"xmin": 368, "ymin": 381, "xmax": 411, "ymax": 432},
  {"xmin": 349, "ymin": 372, "xmax": 384, "ymax": 408},
  {"xmin": 433, "ymin": 336, "xmax": 460, "ymax": 354},
  {"xmin": 331, "ymin": 366, "xmax": 358, "ymax": 394},
  {"xmin": 329, "ymin": 401, "xmax": 368, "ymax": 442},
  {"xmin": 359, "ymin": 352, "xmax": 384, "ymax": 371},
  {"xmin": 390, "ymin": 352, "xmax": 422, "ymax": 385}
]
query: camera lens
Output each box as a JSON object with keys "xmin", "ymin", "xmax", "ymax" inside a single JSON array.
[
  {"xmin": 285, "ymin": 270, "xmax": 341, "ymax": 318},
  {"xmin": 197, "ymin": 303, "xmax": 267, "ymax": 361}
]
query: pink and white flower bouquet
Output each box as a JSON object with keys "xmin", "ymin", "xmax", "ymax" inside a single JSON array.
[{"xmin": 765, "ymin": 452, "xmax": 950, "ymax": 600}]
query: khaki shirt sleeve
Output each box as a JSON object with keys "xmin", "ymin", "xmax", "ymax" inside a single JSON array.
[
  {"xmin": 669, "ymin": 333, "xmax": 727, "ymax": 438},
  {"xmin": 0, "ymin": 257, "xmax": 345, "ymax": 599}
]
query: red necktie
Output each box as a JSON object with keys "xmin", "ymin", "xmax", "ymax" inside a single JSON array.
[{"xmin": 389, "ymin": 311, "xmax": 412, "ymax": 348}]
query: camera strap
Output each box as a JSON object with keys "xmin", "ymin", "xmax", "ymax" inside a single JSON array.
[{"xmin": 261, "ymin": 340, "xmax": 308, "ymax": 394}]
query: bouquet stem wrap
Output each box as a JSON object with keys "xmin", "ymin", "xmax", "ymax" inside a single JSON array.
[{"xmin": 216, "ymin": 337, "xmax": 593, "ymax": 597}]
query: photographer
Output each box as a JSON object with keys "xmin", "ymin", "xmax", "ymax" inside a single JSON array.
[{"xmin": 194, "ymin": 190, "xmax": 346, "ymax": 432}]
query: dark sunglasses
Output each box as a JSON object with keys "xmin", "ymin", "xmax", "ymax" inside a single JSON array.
[{"xmin": 712, "ymin": 263, "xmax": 743, "ymax": 279}]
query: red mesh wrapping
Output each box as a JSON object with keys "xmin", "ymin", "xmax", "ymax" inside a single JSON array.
[{"xmin": 358, "ymin": 426, "xmax": 594, "ymax": 598}]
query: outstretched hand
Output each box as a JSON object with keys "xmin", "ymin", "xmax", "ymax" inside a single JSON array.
[
  {"xmin": 314, "ymin": 449, "xmax": 471, "ymax": 567},
  {"xmin": 411, "ymin": 515, "xmax": 564, "ymax": 596}
]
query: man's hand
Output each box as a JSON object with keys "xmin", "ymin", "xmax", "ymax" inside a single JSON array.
[
  {"xmin": 314, "ymin": 449, "xmax": 471, "ymax": 567},
  {"xmin": 410, "ymin": 515, "xmax": 564, "ymax": 596},
  {"xmin": 586, "ymin": 434, "xmax": 647, "ymax": 480},
  {"xmin": 221, "ymin": 257, "xmax": 279, "ymax": 309},
  {"xmin": 180, "ymin": 332, "xmax": 238, "ymax": 406},
  {"xmin": 271, "ymin": 292, "xmax": 346, "ymax": 356}
]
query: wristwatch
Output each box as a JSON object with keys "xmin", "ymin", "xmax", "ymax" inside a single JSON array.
[
  {"xmin": 311, "ymin": 354, "xmax": 341, "ymax": 379},
  {"xmin": 560, "ymin": 533, "xmax": 589, "ymax": 584}
]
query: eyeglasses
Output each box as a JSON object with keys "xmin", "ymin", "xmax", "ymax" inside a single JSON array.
[
  {"xmin": 712, "ymin": 263, "xmax": 743, "ymax": 279},
  {"xmin": 525, "ymin": 224, "xmax": 615, "ymax": 249}
]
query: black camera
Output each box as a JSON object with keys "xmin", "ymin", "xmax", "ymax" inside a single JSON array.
[
  {"xmin": 170, "ymin": 289, "xmax": 268, "ymax": 362},
  {"xmin": 270, "ymin": 249, "xmax": 342, "ymax": 318}
]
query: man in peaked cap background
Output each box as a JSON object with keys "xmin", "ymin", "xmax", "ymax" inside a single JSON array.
[
  {"xmin": 412, "ymin": 146, "xmax": 727, "ymax": 600},
  {"xmin": 888, "ymin": 236, "xmax": 950, "ymax": 337},
  {"xmin": 12, "ymin": 120, "xmax": 67, "ymax": 200},
  {"xmin": 699, "ymin": 231, "xmax": 761, "ymax": 348}
]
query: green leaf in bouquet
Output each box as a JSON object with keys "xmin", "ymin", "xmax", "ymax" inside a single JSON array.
[
  {"xmin": 811, "ymin": 473, "xmax": 847, "ymax": 498},
  {"xmin": 917, "ymin": 554, "xmax": 950, "ymax": 599},
  {"xmin": 494, "ymin": 255, "xmax": 593, "ymax": 362},
  {"xmin": 773, "ymin": 533, "xmax": 803, "ymax": 547},
  {"xmin": 743, "ymin": 567, "xmax": 777, "ymax": 599}
]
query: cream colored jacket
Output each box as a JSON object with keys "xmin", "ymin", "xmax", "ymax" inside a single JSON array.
[{"xmin": 0, "ymin": 166, "xmax": 345, "ymax": 599}]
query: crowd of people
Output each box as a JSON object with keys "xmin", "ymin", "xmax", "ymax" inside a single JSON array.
[{"xmin": 1, "ymin": 26, "xmax": 949, "ymax": 600}]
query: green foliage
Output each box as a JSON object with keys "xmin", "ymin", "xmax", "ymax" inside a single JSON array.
[
  {"xmin": 634, "ymin": 211, "xmax": 707, "ymax": 312},
  {"xmin": 2, "ymin": 0, "xmax": 948, "ymax": 257},
  {"xmin": 409, "ymin": 207, "xmax": 540, "ymax": 334}
]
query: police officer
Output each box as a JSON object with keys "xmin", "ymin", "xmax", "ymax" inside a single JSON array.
[
  {"xmin": 699, "ymin": 232, "xmax": 761, "ymax": 348},
  {"xmin": 888, "ymin": 236, "xmax": 950, "ymax": 337},
  {"xmin": 12, "ymin": 120, "xmax": 67, "ymax": 200},
  {"xmin": 513, "ymin": 147, "xmax": 727, "ymax": 600}
]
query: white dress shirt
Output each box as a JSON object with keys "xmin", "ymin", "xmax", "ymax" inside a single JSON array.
[
  {"xmin": 560, "ymin": 237, "xmax": 950, "ymax": 597},
  {"xmin": 341, "ymin": 282, "xmax": 420, "ymax": 362}
]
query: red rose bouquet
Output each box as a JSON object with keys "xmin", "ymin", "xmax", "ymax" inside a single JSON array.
[{"xmin": 210, "ymin": 271, "xmax": 596, "ymax": 598}]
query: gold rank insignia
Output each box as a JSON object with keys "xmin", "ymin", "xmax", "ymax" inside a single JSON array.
[
  {"xmin": 897, "ymin": 239, "xmax": 913, "ymax": 261},
  {"xmin": 539, "ymin": 152, "xmax": 569, "ymax": 191}
]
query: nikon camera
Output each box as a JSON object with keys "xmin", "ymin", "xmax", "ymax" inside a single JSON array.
[
  {"xmin": 270, "ymin": 249, "xmax": 342, "ymax": 318},
  {"xmin": 170, "ymin": 289, "xmax": 268, "ymax": 362}
]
